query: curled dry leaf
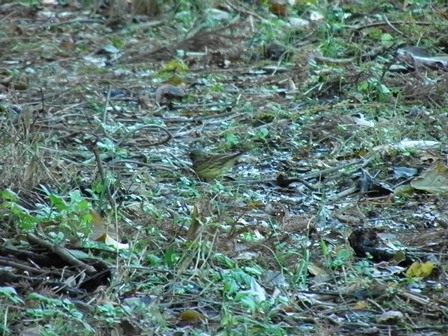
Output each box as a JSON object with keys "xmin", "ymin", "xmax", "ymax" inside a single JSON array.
[{"xmin": 410, "ymin": 162, "xmax": 448, "ymax": 194}]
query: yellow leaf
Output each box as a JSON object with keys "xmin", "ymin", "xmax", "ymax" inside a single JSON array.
[{"xmin": 406, "ymin": 261, "xmax": 435, "ymax": 278}]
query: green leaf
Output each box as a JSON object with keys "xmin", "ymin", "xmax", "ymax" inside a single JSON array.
[
  {"xmin": 0, "ymin": 287, "xmax": 23, "ymax": 304},
  {"xmin": 0, "ymin": 189, "xmax": 19, "ymax": 201}
]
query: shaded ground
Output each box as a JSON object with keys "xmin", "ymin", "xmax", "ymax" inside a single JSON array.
[{"xmin": 1, "ymin": 1, "xmax": 448, "ymax": 335}]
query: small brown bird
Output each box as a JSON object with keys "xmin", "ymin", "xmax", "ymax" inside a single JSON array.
[{"xmin": 189, "ymin": 149, "xmax": 245, "ymax": 180}]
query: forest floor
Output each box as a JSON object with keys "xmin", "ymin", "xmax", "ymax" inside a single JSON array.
[{"xmin": 1, "ymin": 1, "xmax": 448, "ymax": 335}]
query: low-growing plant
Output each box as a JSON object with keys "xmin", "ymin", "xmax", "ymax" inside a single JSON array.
[{"xmin": 1, "ymin": 188, "xmax": 94, "ymax": 242}]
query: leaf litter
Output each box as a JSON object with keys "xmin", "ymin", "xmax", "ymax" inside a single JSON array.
[{"xmin": 1, "ymin": 1, "xmax": 448, "ymax": 335}]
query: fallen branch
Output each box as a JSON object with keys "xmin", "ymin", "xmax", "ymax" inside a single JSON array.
[{"xmin": 27, "ymin": 233, "xmax": 96, "ymax": 274}]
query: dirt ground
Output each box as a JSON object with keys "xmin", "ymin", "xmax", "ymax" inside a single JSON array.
[{"xmin": 1, "ymin": 1, "xmax": 448, "ymax": 335}]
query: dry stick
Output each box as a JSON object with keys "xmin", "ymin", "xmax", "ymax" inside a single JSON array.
[
  {"xmin": 46, "ymin": 19, "xmax": 106, "ymax": 28},
  {"xmin": 352, "ymin": 20, "xmax": 432, "ymax": 31},
  {"xmin": 397, "ymin": 291, "xmax": 431, "ymax": 306},
  {"xmin": 167, "ymin": 101, "xmax": 233, "ymax": 109},
  {"xmin": 383, "ymin": 15, "xmax": 405, "ymax": 36},
  {"xmin": 89, "ymin": 88, "xmax": 120, "ymax": 209},
  {"xmin": 103, "ymin": 85, "xmax": 112, "ymax": 124},
  {"xmin": 249, "ymin": 155, "xmax": 375, "ymax": 192},
  {"xmin": 115, "ymin": 124, "xmax": 172, "ymax": 147},
  {"xmin": 289, "ymin": 176, "xmax": 320, "ymax": 191},
  {"xmin": 82, "ymin": 98, "xmax": 116, "ymax": 147},
  {"xmin": 39, "ymin": 87, "xmax": 46, "ymax": 115},
  {"xmin": 301, "ymin": 155, "xmax": 375, "ymax": 180},
  {"xmin": 24, "ymin": 88, "xmax": 46, "ymax": 137},
  {"xmin": 41, "ymin": 88, "xmax": 82, "ymax": 104},
  {"xmin": 89, "ymin": 140, "xmax": 122, "ymax": 276},
  {"xmin": 27, "ymin": 233, "xmax": 96, "ymax": 274},
  {"xmin": 0, "ymin": 7, "xmax": 17, "ymax": 23},
  {"xmin": 92, "ymin": 145, "xmax": 117, "ymax": 210},
  {"xmin": 329, "ymin": 186, "xmax": 359, "ymax": 202},
  {"xmin": 0, "ymin": 258, "xmax": 56, "ymax": 275},
  {"xmin": 106, "ymin": 159, "xmax": 174, "ymax": 171},
  {"xmin": 224, "ymin": 0, "xmax": 265, "ymax": 21}
]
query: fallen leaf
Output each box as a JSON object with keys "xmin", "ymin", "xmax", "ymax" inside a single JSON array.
[
  {"xmin": 96, "ymin": 233, "xmax": 129, "ymax": 250},
  {"xmin": 406, "ymin": 261, "xmax": 435, "ymax": 278},
  {"xmin": 411, "ymin": 162, "xmax": 448, "ymax": 194}
]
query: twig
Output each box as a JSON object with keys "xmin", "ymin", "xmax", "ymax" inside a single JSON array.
[
  {"xmin": 47, "ymin": 19, "xmax": 106, "ymax": 28},
  {"xmin": 224, "ymin": 0, "xmax": 265, "ymax": 21},
  {"xmin": 116, "ymin": 124, "xmax": 172, "ymax": 147},
  {"xmin": 27, "ymin": 233, "xmax": 96, "ymax": 274},
  {"xmin": 329, "ymin": 186, "xmax": 359, "ymax": 201},
  {"xmin": 352, "ymin": 20, "xmax": 432, "ymax": 31},
  {"xmin": 103, "ymin": 86, "xmax": 112, "ymax": 124},
  {"xmin": 106, "ymin": 159, "xmax": 179, "ymax": 173},
  {"xmin": 0, "ymin": 258, "xmax": 55, "ymax": 275},
  {"xmin": 383, "ymin": 15, "xmax": 405, "ymax": 36},
  {"xmin": 302, "ymin": 155, "xmax": 375, "ymax": 180},
  {"xmin": 92, "ymin": 145, "xmax": 117, "ymax": 210}
]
